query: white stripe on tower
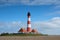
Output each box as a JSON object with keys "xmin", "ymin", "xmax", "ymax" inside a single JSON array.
[
  {"xmin": 28, "ymin": 18, "xmax": 31, "ymax": 21},
  {"xmin": 28, "ymin": 24, "xmax": 31, "ymax": 27},
  {"xmin": 27, "ymin": 12, "xmax": 31, "ymax": 32}
]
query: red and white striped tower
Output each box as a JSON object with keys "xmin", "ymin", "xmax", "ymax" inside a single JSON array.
[{"xmin": 27, "ymin": 12, "xmax": 31, "ymax": 32}]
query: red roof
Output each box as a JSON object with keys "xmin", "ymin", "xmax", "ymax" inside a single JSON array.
[
  {"xmin": 18, "ymin": 28, "xmax": 27, "ymax": 33},
  {"xmin": 31, "ymin": 29, "xmax": 37, "ymax": 32}
]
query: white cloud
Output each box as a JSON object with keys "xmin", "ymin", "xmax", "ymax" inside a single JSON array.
[
  {"xmin": 44, "ymin": 10, "xmax": 60, "ymax": 17},
  {"xmin": 0, "ymin": 17, "xmax": 60, "ymax": 35},
  {"xmin": 42, "ymin": 17, "xmax": 60, "ymax": 28},
  {"xmin": 0, "ymin": 0, "xmax": 60, "ymax": 5},
  {"xmin": 31, "ymin": 17, "xmax": 60, "ymax": 35},
  {"xmin": 30, "ymin": 0, "xmax": 56, "ymax": 5},
  {"xmin": 0, "ymin": 0, "xmax": 60, "ymax": 9},
  {"xmin": 20, "ymin": 0, "xmax": 30, "ymax": 4},
  {"xmin": 32, "ymin": 17, "xmax": 60, "ymax": 29},
  {"xmin": 0, "ymin": 21, "xmax": 26, "ymax": 33},
  {"xmin": 0, "ymin": 21, "xmax": 21, "ymax": 27}
]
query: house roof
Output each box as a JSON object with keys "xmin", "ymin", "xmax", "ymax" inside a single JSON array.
[{"xmin": 18, "ymin": 28, "xmax": 27, "ymax": 33}]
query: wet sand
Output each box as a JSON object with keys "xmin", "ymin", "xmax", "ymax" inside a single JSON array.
[{"xmin": 0, "ymin": 36, "xmax": 60, "ymax": 40}]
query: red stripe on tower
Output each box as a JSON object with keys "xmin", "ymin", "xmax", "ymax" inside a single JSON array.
[
  {"xmin": 27, "ymin": 21, "xmax": 31, "ymax": 24},
  {"xmin": 27, "ymin": 12, "xmax": 31, "ymax": 32}
]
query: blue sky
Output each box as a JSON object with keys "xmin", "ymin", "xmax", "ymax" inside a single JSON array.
[{"xmin": 0, "ymin": 0, "xmax": 60, "ymax": 35}]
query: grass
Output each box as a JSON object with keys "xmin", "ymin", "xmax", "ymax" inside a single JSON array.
[{"xmin": 0, "ymin": 33, "xmax": 48, "ymax": 36}]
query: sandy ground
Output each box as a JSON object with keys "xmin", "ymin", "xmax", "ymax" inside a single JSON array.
[{"xmin": 0, "ymin": 36, "xmax": 60, "ymax": 40}]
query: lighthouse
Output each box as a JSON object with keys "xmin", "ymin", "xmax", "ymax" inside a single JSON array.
[
  {"xmin": 27, "ymin": 12, "xmax": 31, "ymax": 32},
  {"xmin": 18, "ymin": 12, "xmax": 38, "ymax": 34}
]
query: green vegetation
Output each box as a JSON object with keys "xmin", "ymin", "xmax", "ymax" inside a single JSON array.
[{"xmin": 0, "ymin": 33, "xmax": 48, "ymax": 36}]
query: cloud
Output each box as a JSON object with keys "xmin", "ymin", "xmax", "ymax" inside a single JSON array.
[
  {"xmin": 0, "ymin": 21, "xmax": 20, "ymax": 27},
  {"xmin": 0, "ymin": 17, "xmax": 60, "ymax": 35},
  {"xmin": 0, "ymin": 0, "xmax": 60, "ymax": 5},
  {"xmin": 32, "ymin": 17, "xmax": 60, "ymax": 35},
  {"xmin": 0, "ymin": 21, "xmax": 27, "ymax": 33},
  {"xmin": 0, "ymin": 0, "xmax": 30, "ymax": 6},
  {"xmin": 32, "ymin": 17, "xmax": 60, "ymax": 28},
  {"xmin": 44, "ymin": 10, "xmax": 60, "ymax": 17},
  {"xmin": 0, "ymin": 0, "xmax": 60, "ymax": 9},
  {"xmin": 41, "ymin": 17, "xmax": 60, "ymax": 28}
]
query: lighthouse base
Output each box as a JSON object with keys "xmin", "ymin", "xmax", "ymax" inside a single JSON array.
[{"xmin": 27, "ymin": 27, "xmax": 31, "ymax": 33}]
